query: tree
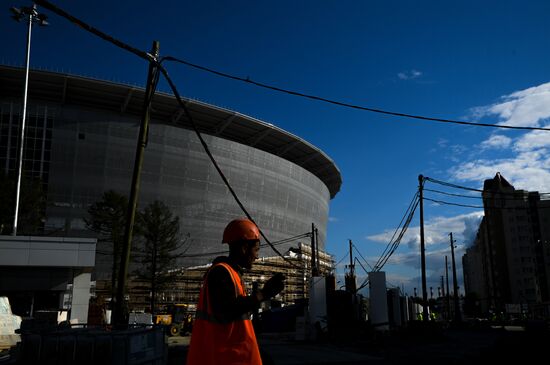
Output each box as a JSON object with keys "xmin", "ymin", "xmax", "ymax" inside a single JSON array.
[
  {"xmin": 85, "ymin": 190, "xmax": 128, "ymax": 303},
  {"xmin": 0, "ymin": 173, "xmax": 46, "ymax": 235},
  {"xmin": 134, "ymin": 201, "xmax": 188, "ymax": 315}
]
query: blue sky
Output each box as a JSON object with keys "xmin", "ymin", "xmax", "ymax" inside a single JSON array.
[{"xmin": 3, "ymin": 0, "xmax": 550, "ymax": 296}]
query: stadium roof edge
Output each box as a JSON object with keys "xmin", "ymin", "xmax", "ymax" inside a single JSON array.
[{"xmin": 0, "ymin": 65, "xmax": 342, "ymax": 198}]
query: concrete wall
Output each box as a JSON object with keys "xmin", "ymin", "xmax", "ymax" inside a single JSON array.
[{"xmin": 0, "ymin": 236, "xmax": 96, "ymax": 323}]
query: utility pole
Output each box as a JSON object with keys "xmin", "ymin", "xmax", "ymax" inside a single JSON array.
[
  {"xmin": 418, "ymin": 175, "xmax": 428, "ymax": 321},
  {"xmin": 113, "ymin": 41, "xmax": 160, "ymax": 327},
  {"xmin": 449, "ymin": 232, "xmax": 461, "ymax": 322},
  {"xmin": 311, "ymin": 223, "xmax": 318, "ymax": 276},
  {"xmin": 315, "ymin": 227, "xmax": 320, "ymax": 272},
  {"xmin": 445, "ymin": 255, "xmax": 450, "ymax": 320},
  {"xmin": 10, "ymin": 3, "xmax": 48, "ymax": 235},
  {"xmin": 345, "ymin": 239, "xmax": 356, "ymax": 293}
]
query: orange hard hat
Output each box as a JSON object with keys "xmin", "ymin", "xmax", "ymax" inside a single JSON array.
[{"xmin": 222, "ymin": 218, "xmax": 260, "ymax": 245}]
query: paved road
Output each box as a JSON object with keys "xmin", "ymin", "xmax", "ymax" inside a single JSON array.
[{"xmin": 167, "ymin": 325, "xmax": 549, "ymax": 365}]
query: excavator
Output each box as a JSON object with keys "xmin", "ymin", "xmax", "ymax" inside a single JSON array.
[{"xmin": 154, "ymin": 303, "xmax": 194, "ymax": 336}]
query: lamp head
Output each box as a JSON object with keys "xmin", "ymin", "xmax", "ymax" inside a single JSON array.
[{"xmin": 10, "ymin": 7, "xmax": 23, "ymax": 22}]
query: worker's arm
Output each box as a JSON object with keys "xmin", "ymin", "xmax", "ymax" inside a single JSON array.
[{"xmin": 207, "ymin": 265, "xmax": 261, "ymax": 322}]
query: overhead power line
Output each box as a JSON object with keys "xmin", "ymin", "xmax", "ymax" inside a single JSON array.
[
  {"xmin": 424, "ymin": 196, "xmax": 550, "ymax": 210},
  {"xmin": 352, "ymin": 243, "xmax": 374, "ymax": 271},
  {"xmin": 158, "ymin": 67, "xmax": 299, "ymax": 269},
  {"xmin": 424, "ymin": 197, "xmax": 484, "ymax": 209},
  {"xmin": 37, "ymin": 0, "xmax": 550, "ymax": 133},
  {"xmin": 424, "ymin": 188, "xmax": 482, "ymax": 199},
  {"xmin": 162, "ymin": 56, "xmax": 550, "ymax": 132},
  {"xmin": 356, "ymin": 190, "xmax": 420, "ymax": 292},
  {"xmin": 34, "ymin": 0, "xmax": 298, "ymax": 269},
  {"xmin": 425, "ymin": 176, "xmax": 550, "ymax": 196},
  {"xmin": 35, "ymin": 0, "xmax": 152, "ymax": 62},
  {"xmin": 334, "ymin": 251, "xmax": 349, "ymax": 267},
  {"xmin": 354, "ymin": 257, "xmax": 371, "ymax": 275}
]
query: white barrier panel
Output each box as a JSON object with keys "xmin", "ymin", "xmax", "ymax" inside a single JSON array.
[{"xmin": 368, "ymin": 272, "xmax": 389, "ymax": 331}]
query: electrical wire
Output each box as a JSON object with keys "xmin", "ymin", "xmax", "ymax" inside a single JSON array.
[
  {"xmin": 375, "ymin": 196, "xmax": 419, "ymax": 270},
  {"xmin": 158, "ymin": 66, "xmax": 299, "ymax": 269},
  {"xmin": 37, "ymin": 0, "xmax": 550, "ymax": 133},
  {"xmin": 425, "ymin": 186, "xmax": 550, "ymax": 204},
  {"xmin": 424, "ymin": 188, "xmax": 481, "ymax": 199},
  {"xmin": 36, "ymin": 0, "xmax": 550, "ymax": 275},
  {"xmin": 35, "ymin": 0, "xmax": 153, "ymax": 62},
  {"xmin": 356, "ymin": 191, "xmax": 420, "ymax": 291},
  {"xmin": 260, "ymin": 232, "xmax": 311, "ymax": 248},
  {"xmin": 162, "ymin": 56, "xmax": 550, "ymax": 132},
  {"xmin": 33, "ymin": 0, "xmax": 299, "ymax": 268},
  {"xmin": 423, "ymin": 197, "xmax": 484, "ymax": 209},
  {"xmin": 424, "ymin": 196, "xmax": 550, "ymax": 210},
  {"xmin": 425, "ymin": 176, "xmax": 550, "ymax": 196},
  {"xmin": 353, "ymin": 257, "xmax": 370, "ymax": 275},
  {"xmin": 334, "ymin": 251, "xmax": 349, "ymax": 267},
  {"xmin": 372, "ymin": 191, "xmax": 419, "ymax": 271},
  {"xmin": 352, "ymin": 243, "xmax": 374, "ymax": 271}
]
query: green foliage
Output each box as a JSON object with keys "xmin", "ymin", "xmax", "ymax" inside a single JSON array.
[
  {"xmin": 134, "ymin": 200, "xmax": 188, "ymax": 313},
  {"xmin": 0, "ymin": 173, "xmax": 46, "ymax": 235},
  {"xmin": 85, "ymin": 190, "xmax": 128, "ymax": 298},
  {"xmin": 85, "ymin": 190, "xmax": 128, "ymax": 244}
]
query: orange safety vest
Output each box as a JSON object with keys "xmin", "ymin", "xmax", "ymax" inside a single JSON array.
[{"xmin": 186, "ymin": 262, "xmax": 262, "ymax": 365}]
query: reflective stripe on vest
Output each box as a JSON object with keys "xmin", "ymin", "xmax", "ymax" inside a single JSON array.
[
  {"xmin": 186, "ymin": 262, "xmax": 262, "ymax": 365},
  {"xmin": 195, "ymin": 309, "xmax": 249, "ymax": 323}
]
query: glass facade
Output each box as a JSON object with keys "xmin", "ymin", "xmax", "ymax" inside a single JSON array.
[{"xmin": 1, "ymin": 100, "xmax": 332, "ymax": 269}]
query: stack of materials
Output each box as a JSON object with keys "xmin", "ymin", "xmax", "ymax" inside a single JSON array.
[{"xmin": 0, "ymin": 297, "xmax": 21, "ymax": 351}]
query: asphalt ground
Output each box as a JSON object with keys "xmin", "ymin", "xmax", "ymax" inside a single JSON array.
[{"xmin": 167, "ymin": 324, "xmax": 550, "ymax": 365}]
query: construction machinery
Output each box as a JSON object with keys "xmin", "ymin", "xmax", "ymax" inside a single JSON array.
[{"xmin": 154, "ymin": 304, "xmax": 194, "ymax": 336}]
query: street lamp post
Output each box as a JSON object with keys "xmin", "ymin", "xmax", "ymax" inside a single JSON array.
[{"xmin": 10, "ymin": 3, "xmax": 48, "ymax": 235}]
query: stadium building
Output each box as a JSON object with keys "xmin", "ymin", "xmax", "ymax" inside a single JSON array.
[{"xmin": 0, "ymin": 65, "xmax": 342, "ymax": 277}]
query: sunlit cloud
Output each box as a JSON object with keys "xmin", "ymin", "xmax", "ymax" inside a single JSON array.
[
  {"xmin": 366, "ymin": 211, "xmax": 483, "ymax": 249},
  {"xmin": 480, "ymin": 134, "xmax": 512, "ymax": 150},
  {"xmin": 514, "ymin": 129, "xmax": 550, "ymax": 152},
  {"xmin": 474, "ymin": 81, "xmax": 550, "ymax": 127},
  {"xmin": 456, "ymin": 82, "xmax": 550, "ymax": 193},
  {"xmin": 451, "ymin": 152, "xmax": 550, "ymax": 193}
]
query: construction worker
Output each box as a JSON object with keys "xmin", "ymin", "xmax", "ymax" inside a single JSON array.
[{"xmin": 186, "ymin": 218, "xmax": 285, "ymax": 365}]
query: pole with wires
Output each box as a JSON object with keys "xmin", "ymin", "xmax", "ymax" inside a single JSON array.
[
  {"xmin": 450, "ymin": 232, "xmax": 462, "ymax": 322},
  {"xmin": 311, "ymin": 223, "xmax": 318, "ymax": 276},
  {"xmin": 345, "ymin": 239, "xmax": 356, "ymax": 293},
  {"xmin": 113, "ymin": 41, "xmax": 160, "ymax": 327},
  {"xmin": 445, "ymin": 255, "xmax": 450, "ymax": 320},
  {"xmin": 418, "ymin": 175, "xmax": 429, "ymax": 321}
]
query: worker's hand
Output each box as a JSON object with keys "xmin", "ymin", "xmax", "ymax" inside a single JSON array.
[{"xmin": 262, "ymin": 273, "xmax": 285, "ymax": 299}]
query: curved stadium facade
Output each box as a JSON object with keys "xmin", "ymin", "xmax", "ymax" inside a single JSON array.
[{"xmin": 0, "ymin": 65, "xmax": 341, "ymax": 272}]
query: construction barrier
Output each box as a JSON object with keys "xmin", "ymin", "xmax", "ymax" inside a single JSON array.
[{"xmin": 16, "ymin": 326, "xmax": 166, "ymax": 365}]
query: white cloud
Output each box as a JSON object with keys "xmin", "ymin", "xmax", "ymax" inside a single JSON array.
[
  {"xmin": 361, "ymin": 216, "xmax": 479, "ymax": 295},
  {"xmin": 328, "ymin": 216, "xmax": 339, "ymax": 222},
  {"xmin": 366, "ymin": 211, "xmax": 483, "ymax": 250},
  {"xmin": 480, "ymin": 134, "xmax": 511, "ymax": 150},
  {"xmin": 474, "ymin": 81, "xmax": 550, "ymax": 127},
  {"xmin": 455, "ymin": 82, "xmax": 550, "ymax": 193},
  {"xmin": 398, "ymin": 69, "xmax": 422, "ymax": 80},
  {"xmin": 437, "ymin": 138, "xmax": 449, "ymax": 148},
  {"xmin": 513, "ymin": 129, "xmax": 550, "ymax": 152},
  {"xmin": 451, "ymin": 151, "xmax": 550, "ymax": 193}
]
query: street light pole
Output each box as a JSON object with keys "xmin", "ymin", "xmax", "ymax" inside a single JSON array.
[{"xmin": 10, "ymin": 4, "xmax": 48, "ymax": 235}]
